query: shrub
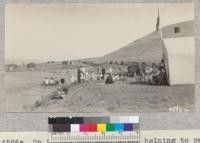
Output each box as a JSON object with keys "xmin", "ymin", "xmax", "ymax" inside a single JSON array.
[
  {"xmin": 27, "ymin": 63, "xmax": 36, "ymax": 68},
  {"xmin": 62, "ymin": 61, "xmax": 69, "ymax": 65}
]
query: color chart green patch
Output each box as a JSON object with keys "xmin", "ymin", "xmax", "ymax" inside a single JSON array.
[{"xmin": 106, "ymin": 123, "xmax": 115, "ymax": 131}]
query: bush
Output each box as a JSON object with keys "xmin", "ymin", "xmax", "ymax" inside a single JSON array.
[
  {"xmin": 27, "ymin": 63, "xmax": 36, "ymax": 68},
  {"xmin": 62, "ymin": 61, "xmax": 69, "ymax": 65},
  {"xmin": 120, "ymin": 61, "xmax": 124, "ymax": 65},
  {"xmin": 115, "ymin": 61, "xmax": 119, "ymax": 65},
  {"xmin": 47, "ymin": 61, "xmax": 55, "ymax": 64}
]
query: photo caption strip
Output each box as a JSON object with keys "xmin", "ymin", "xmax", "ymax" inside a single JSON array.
[{"xmin": 48, "ymin": 116, "xmax": 140, "ymax": 142}]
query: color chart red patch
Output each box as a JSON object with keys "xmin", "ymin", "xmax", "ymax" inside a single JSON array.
[{"xmin": 80, "ymin": 124, "xmax": 97, "ymax": 132}]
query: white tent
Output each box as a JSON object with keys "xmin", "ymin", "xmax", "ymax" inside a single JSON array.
[
  {"xmin": 162, "ymin": 37, "xmax": 195, "ymax": 85},
  {"xmin": 157, "ymin": 20, "xmax": 195, "ymax": 85}
]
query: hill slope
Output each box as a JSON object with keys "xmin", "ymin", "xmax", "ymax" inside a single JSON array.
[{"xmin": 84, "ymin": 20, "xmax": 194, "ymax": 64}]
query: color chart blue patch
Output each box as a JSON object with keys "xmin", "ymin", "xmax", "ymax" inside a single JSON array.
[{"xmin": 115, "ymin": 123, "xmax": 124, "ymax": 131}]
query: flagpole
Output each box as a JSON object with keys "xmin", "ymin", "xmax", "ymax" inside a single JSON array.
[{"xmin": 157, "ymin": 8, "xmax": 163, "ymax": 40}]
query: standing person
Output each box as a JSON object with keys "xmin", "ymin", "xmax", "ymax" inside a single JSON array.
[
  {"xmin": 158, "ymin": 67, "xmax": 168, "ymax": 85},
  {"xmin": 102, "ymin": 67, "xmax": 106, "ymax": 80},
  {"xmin": 135, "ymin": 65, "xmax": 141, "ymax": 82},
  {"xmin": 141, "ymin": 63, "xmax": 146, "ymax": 82},
  {"xmin": 77, "ymin": 67, "xmax": 81, "ymax": 83},
  {"xmin": 151, "ymin": 64, "xmax": 160, "ymax": 85},
  {"xmin": 80, "ymin": 66, "xmax": 86, "ymax": 82},
  {"xmin": 145, "ymin": 66, "xmax": 153, "ymax": 83},
  {"xmin": 91, "ymin": 72, "xmax": 95, "ymax": 80},
  {"xmin": 85, "ymin": 71, "xmax": 89, "ymax": 81},
  {"xmin": 108, "ymin": 67, "xmax": 113, "ymax": 74}
]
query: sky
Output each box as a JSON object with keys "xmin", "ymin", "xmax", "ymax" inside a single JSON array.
[{"xmin": 5, "ymin": 3, "xmax": 194, "ymax": 62}]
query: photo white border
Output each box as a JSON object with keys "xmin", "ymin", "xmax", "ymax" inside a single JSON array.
[{"xmin": 0, "ymin": 0, "xmax": 199, "ymax": 131}]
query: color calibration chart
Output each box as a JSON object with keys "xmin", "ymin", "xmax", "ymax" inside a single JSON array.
[{"xmin": 48, "ymin": 116, "xmax": 140, "ymax": 142}]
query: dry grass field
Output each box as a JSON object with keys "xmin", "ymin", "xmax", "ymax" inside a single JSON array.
[{"xmin": 5, "ymin": 71, "xmax": 194, "ymax": 112}]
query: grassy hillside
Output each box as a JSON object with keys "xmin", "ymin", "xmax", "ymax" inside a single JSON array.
[{"xmin": 83, "ymin": 20, "xmax": 194, "ymax": 64}]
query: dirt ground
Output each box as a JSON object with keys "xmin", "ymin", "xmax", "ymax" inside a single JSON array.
[{"xmin": 5, "ymin": 71, "xmax": 195, "ymax": 112}]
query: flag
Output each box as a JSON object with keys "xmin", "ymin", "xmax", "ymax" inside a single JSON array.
[{"xmin": 156, "ymin": 9, "xmax": 160, "ymax": 31}]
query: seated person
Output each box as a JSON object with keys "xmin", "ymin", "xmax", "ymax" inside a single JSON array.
[
  {"xmin": 105, "ymin": 74, "xmax": 114, "ymax": 84},
  {"xmin": 70, "ymin": 75, "xmax": 76, "ymax": 84},
  {"xmin": 44, "ymin": 77, "xmax": 49, "ymax": 85},
  {"xmin": 57, "ymin": 78, "xmax": 68, "ymax": 95},
  {"xmin": 145, "ymin": 66, "xmax": 153, "ymax": 83},
  {"xmin": 152, "ymin": 66, "xmax": 161, "ymax": 85},
  {"xmin": 42, "ymin": 78, "xmax": 68, "ymax": 100},
  {"xmin": 49, "ymin": 77, "xmax": 55, "ymax": 85},
  {"xmin": 41, "ymin": 77, "xmax": 49, "ymax": 87},
  {"xmin": 135, "ymin": 68, "xmax": 142, "ymax": 82},
  {"xmin": 159, "ymin": 68, "xmax": 168, "ymax": 85},
  {"xmin": 54, "ymin": 77, "xmax": 59, "ymax": 85},
  {"xmin": 97, "ymin": 74, "xmax": 102, "ymax": 80}
]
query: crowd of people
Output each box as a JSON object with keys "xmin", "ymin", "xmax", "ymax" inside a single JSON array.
[
  {"xmin": 96, "ymin": 67, "xmax": 125, "ymax": 84},
  {"xmin": 41, "ymin": 61, "xmax": 168, "ymax": 100},
  {"xmin": 41, "ymin": 77, "xmax": 59, "ymax": 87},
  {"xmin": 77, "ymin": 66, "xmax": 91, "ymax": 83},
  {"xmin": 132, "ymin": 61, "xmax": 168, "ymax": 85}
]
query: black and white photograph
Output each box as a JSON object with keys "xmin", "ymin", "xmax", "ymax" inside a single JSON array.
[{"xmin": 4, "ymin": 3, "xmax": 195, "ymax": 112}]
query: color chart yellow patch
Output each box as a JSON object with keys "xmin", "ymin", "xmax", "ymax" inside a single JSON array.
[{"xmin": 97, "ymin": 124, "xmax": 106, "ymax": 132}]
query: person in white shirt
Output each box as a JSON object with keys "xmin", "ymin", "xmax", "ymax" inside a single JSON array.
[
  {"xmin": 70, "ymin": 75, "xmax": 76, "ymax": 84},
  {"xmin": 108, "ymin": 67, "xmax": 113, "ymax": 74},
  {"xmin": 49, "ymin": 77, "xmax": 55, "ymax": 85},
  {"xmin": 44, "ymin": 77, "xmax": 49, "ymax": 85}
]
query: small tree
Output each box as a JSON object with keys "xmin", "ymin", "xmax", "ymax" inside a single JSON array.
[
  {"xmin": 109, "ymin": 61, "xmax": 113, "ymax": 64},
  {"xmin": 27, "ymin": 63, "xmax": 36, "ymax": 68},
  {"xmin": 62, "ymin": 61, "xmax": 68, "ymax": 65},
  {"xmin": 115, "ymin": 61, "xmax": 119, "ymax": 65}
]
